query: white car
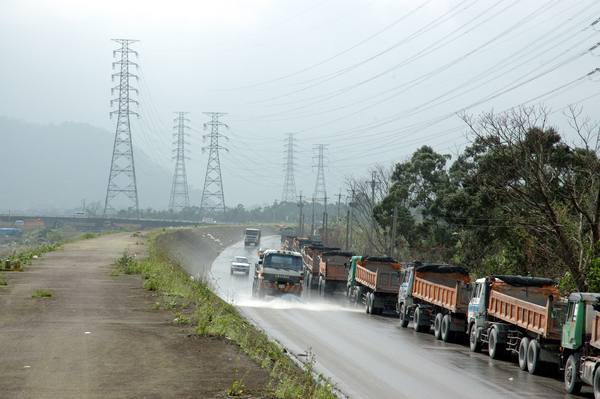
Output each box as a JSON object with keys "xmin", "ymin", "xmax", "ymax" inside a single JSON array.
[{"xmin": 230, "ymin": 256, "xmax": 250, "ymax": 275}]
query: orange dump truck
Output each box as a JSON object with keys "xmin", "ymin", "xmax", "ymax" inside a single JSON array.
[
  {"xmin": 301, "ymin": 244, "xmax": 340, "ymax": 293},
  {"xmin": 315, "ymin": 250, "xmax": 354, "ymax": 297},
  {"xmin": 347, "ymin": 255, "xmax": 403, "ymax": 315},
  {"xmin": 468, "ymin": 275, "xmax": 565, "ymax": 375},
  {"xmin": 397, "ymin": 263, "xmax": 471, "ymax": 342}
]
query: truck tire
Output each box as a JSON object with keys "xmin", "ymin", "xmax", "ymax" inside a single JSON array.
[
  {"xmin": 518, "ymin": 337, "xmax": 529, "ymax": 371},
  {"xmin": 593, "ymin": 365, "xmax": 600, "ymax": 399},
  {"xmin": 366, "ymin": 293, "xmax": 374, "ymax": 314},
  {"xmin": 414, "ymin": 306, "xmax": 428, "ymax": 333},
  {"xmin": 434, "ymin": 313, "xmax": 443, "ymax": 340},
  {"xmin": 399, "ymin": 304, "xmax": 409, "ymax": 328},
  {"xmin": 469, "ymin": 324, "xmax": 482, "ymax": 353},
  {"xmin": 257, "ymin": 284, "xmax": 266, "ymax": 299},
  {"xmin": 527, "ymin": 339, "xmax": 544, "ymax": 375},
  {"xmin": 488, "ymin": 327, "xmax": 505, "ymax": 359},
  {"xmin": 441, "ymin": 314, "xmax": 452, "ymax": 342},
  {"xmin": 252, "ymin": 279, "xmax": 258, "ymax": 298},
  {"xmin": 564, "ymin": 355, "xmax": 582, "ymax": 394}
]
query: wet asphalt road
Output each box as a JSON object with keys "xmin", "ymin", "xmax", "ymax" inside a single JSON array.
[{"xmin": 199, "ymin": 235, "xmax": 590, "ymax": 399}]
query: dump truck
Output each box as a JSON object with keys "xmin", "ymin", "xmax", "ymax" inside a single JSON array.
[
  {"xmin": 316, "ymin": 250, "xmax": 354, "ymax": 297},
  {"xmin": 301, "ymin": 243, "xmax": 340, "ymax": 292},
  {"xmin": 244, "ymin": 228, "xmax": 261, "ymax": 246},
  {"xmin": 251, "ymin": 249, "xmax": 303, "ymax": 298},
  {"xmin": 346, "ymin": 255, "xmax": 403, "ymax": 315},
  {"xmin": 468, "ymin": 275, "xmax": 565, "ymax": 375},
  {"xmin": 397, "ymin": 263, "xmax": 472, "ymax": 343},
  {"xmin": 562, "ymin": 292, "xmax": 600, "ymax": 396}
]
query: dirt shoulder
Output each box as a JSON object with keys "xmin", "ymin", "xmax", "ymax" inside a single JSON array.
[{"xmin": 0, "ymin": 228, "xmax": 275, "ymax": 399}]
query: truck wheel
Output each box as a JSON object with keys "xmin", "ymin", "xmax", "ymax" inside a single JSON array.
[
  {"xmin": 518, "ymin": 337, "xmax": 529, "ymax": 371},
  {"xmin": 318, "ymin": 277, "xmax": 326, "ymax": 298},
  {"xmin": 527, "ymin": 339, "xmax": 545, "ymax": 375},
  {"xmin": 469, "ymin": 324, "xmax": 481, "ymax": 353},
  {"xmin": 434, "ymin": 313, "xmax": 443, "ymax": 340},
  {"xmin": 399, "ymin": 304, "xmax": 409, "ymax": 328},
  {"xmin": 488, "ymin": 327, "xmax": 505, "ymax": 359},
  {"xmin": 251, "ymin": 280, "xmax": 257, "ymax": 298},
  {"xmin": 565, "ymin": 355, "xmax": 582, "ymax": 394},
  {"xmin": 366, "ymin": 293, "xmax": 373, "ymax": 314},
  {"xmin": 593, "ymin": 365, "xmax": 600, "ymax": 399},
  {"xmin": 441, "ymin": 314, "xmax": 452, "ymax": 342},
  {"xmin": 257, "ymin": 284, "xmax": 266, "ymax": 299},
  {"xmin": 413, "ymin": 306, "xmax": 428, "ymax": 332}
]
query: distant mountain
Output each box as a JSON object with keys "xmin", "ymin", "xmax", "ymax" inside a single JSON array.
[{"xmin": 0, "ymin": 117, "xmax": 201, "ymax": 214}]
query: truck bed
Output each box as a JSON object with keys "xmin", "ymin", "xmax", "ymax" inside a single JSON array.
[
  {"xmin": 355, "ymin": 263, "xmax": 400, "ymax": 293},
  {"xmin": 488, "ymin": 288, "xmax": 562, "ymax": 340},
  {"xmin": 319, "ymin": 254, "xmax": 351, "ymax": 282},
  {"xmin": 412, "ymin": 276, "xmax": 470, "ymax": 313}
]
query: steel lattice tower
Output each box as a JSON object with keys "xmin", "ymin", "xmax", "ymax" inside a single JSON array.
[
  {"xmin": 200, "ymin": 112, "xmax": 228, "ymax": 217},
  {"xmin": 313, "ymin": 144, "xmax": 328, "ymax": 204},
  {"xmin": 281, "ymin": 133, "xmax": 297, "ymax": 203},
  {"xmin": 169, "ymin": 112, "xmax": 191, "ymax": 212},
  {"xmin": 104, "ymin": 39, "xmax": 140, "ymax": 217}
]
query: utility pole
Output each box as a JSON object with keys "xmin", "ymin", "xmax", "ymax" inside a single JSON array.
[
  {"xmin": 298, "ymin": 193, "xmax": 303, "ymax": 237},
  {"xmin": 311, "ymin": 197, "xmax": 315, "ymax": 239},
  {"xmin": 345, "ymin": 210, "xmax": 350, "ymax": 251},
  {"xmin": 337, "ymin": 189, "xmax": 342, "ymax": 223},
  {"xmin": 169, "ymin": 112, "xmax": 191, "ymax": 212},
  {"xmin": 349, "ymin": 186, "xmax": 356, "ymax": 250},
  {"xmin": 104, "ymin": 39, "xmax": 140, "ymax": 218},
  {"xmin": 200, "ymin": 112, "xmax": 228, "ymax": 218},
  {"xmin": 282, "ymin": 133, "xmax": 298, "ymax": 203},
  {"xmin": 390, "ymin": 203, "xmax": 398, "ymax": 258},
  {"xmin": 369, "ymin": 171, "xmax": 379, "ymax": 246}
]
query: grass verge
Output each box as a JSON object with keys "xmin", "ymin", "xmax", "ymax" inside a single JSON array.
[{"xmin": 112, "ymin": 231, "xmax": 337, "ymax": 399}]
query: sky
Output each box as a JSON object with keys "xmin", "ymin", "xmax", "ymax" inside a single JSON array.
[{"xmin": 2, "ymin": 0, "xmax": 600, "ymax": 210}]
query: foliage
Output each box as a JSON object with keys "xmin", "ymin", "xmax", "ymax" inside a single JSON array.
[
  {"xmin": 0, "ymin": 274, "xmax": 6, "ymax": 286},
  {"xmin": 31, "ymin": 289, "xmax": 52, "ymax": 297}
]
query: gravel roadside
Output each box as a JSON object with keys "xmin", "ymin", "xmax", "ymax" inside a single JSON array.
[{"xmin": 0, "ymin": 228, "xmax": 274, "ymax": 399}]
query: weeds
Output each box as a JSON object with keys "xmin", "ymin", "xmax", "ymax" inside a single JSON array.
[
  {"xmin": 226, "ymin": 359, "xmax": 250, "ymax": 396},
  {"xmin": 117, "ymin": 230, "xmax": 338, "ymax": 399},
  {"xmin": 31, "ymin": 289, "xmax": 52, "ymax": 297},
  {"xmin": 0, "ymin": 274, "xmax": 6, "ymax": 286}
]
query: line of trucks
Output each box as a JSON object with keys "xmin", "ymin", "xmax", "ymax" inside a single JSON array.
[{"xmin": 277, "ymin": 232, "xmax": 600, "ymax": 397}]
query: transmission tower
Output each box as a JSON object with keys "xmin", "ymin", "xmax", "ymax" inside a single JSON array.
[
  {"xmin": 169, "ymin": 112, "xmax": 191, "ymax": 212},
  {"xmin": 104, "ymin": 39, "xmax": 140, "ymax": 217},
  {"xmin": 281, "ymin": 133, "xmax": 298, "ymax": 203},
  {"xmin": 199, "ymin": 112, "xmax": 228, "ymax": 217},
  {"xmin": 313, "ymin": 144, "xmax": 328, "ymax": 205}
]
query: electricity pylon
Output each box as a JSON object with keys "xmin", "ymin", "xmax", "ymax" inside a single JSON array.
[
  {"xmin": 281, "ymin": 133, "xmax": 297, "ymax": 203},
  {"xmin": 313, "ymin": 144, "xmax": 328, "ymax": 206},
  {"xmin": 199, "ymin": 112, "xmax": 228, "ymax": 218},
  {"xmin": 169, "ymin": 112, "xmax": 191, "ymax": 212},
  {"xmin": 104, "ymin": 39, "xmax": 140, "ymax": 217}
]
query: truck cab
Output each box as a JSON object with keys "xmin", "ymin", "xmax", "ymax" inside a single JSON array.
[
  {"xmin": 244, "ymin": 228, "xmax": 261, "ymax": 246},
  {"xmin": 252, "ymin": 249, "xmax": 303, "ymax": 298},
  {"xmin": 562, "ymin": 293, "xmax": 600, "ymax": 395}
]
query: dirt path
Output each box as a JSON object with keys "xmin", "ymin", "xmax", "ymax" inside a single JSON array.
[{"xmin": 0, "ymin": 231, "xmax": 272, "ymax": 399}]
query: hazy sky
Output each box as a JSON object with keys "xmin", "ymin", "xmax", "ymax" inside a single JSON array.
[{"xmin": 2, "ymin": 0, "xmax": 600, "ymax": 209}]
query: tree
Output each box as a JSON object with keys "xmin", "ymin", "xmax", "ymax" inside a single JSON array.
[
  {"xmin": 460, "ymin": 106, "xmax": 600, "ymax": 292},
  {"xmin": 375, "ymin": 146, "xmax": 456, "ymax": 262}
]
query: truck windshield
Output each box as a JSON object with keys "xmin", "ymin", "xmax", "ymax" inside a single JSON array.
[
  {"xmin": 246, "ymin": 231, "xmax": 259, "ymax": 236},
  {"xmin": 264, "ymin": 254, "xmax": 302, "ymax": 271}
]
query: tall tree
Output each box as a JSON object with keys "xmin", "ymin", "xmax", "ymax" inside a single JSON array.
[{"xmin": 460, "ymin": 106, "xmax": 600, "ymax": 291}]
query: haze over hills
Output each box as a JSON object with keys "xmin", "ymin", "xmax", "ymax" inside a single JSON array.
[{"xmin": 0, "ymin": 117, "xmax": 204, "ymax": 215}]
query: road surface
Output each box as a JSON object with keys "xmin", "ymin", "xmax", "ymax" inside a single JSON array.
[{"xmin": 190, "ymin": 235, "xmax": 589, "ymax": 399}]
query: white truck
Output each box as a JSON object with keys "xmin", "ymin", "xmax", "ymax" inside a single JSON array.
[
  {"xmin": 251, "ymin": 249, "xmax": 304, "ymax": 298},
  {"xmin": 244, "ymin": 228, "xmax": 261, "ymax": 246}
]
